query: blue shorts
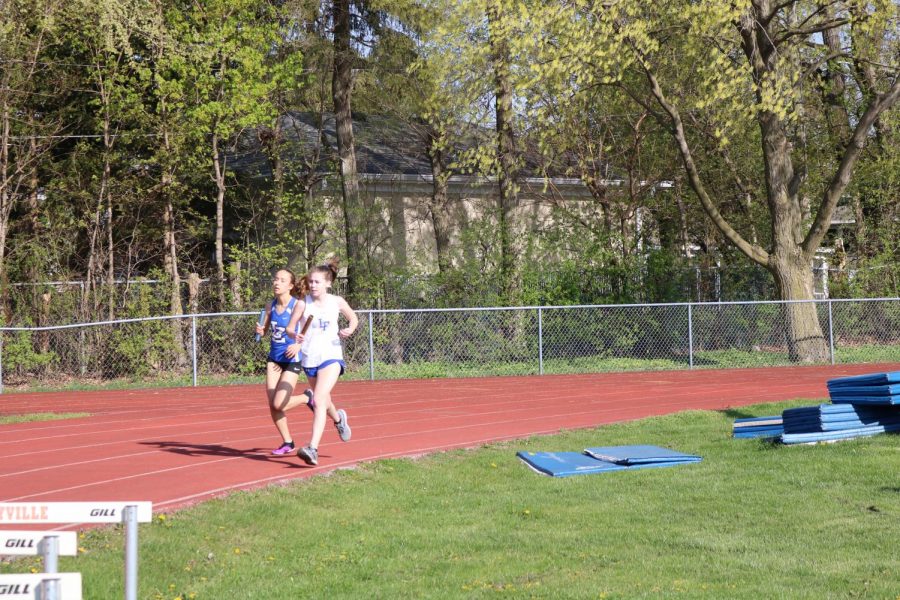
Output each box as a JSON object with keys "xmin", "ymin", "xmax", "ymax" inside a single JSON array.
[{"xmin": 303, "ymin": 359, "xmax": 345, "ymax": 378}]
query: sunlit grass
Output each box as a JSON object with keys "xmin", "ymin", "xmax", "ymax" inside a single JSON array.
[{"xmin": 0, "ymin": 412, "xmax": 89, "ymax": 425}]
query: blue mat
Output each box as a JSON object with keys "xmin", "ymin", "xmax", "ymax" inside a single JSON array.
[
  {"xmin": 783, "ymin": 403, "xmax": 899, "ymax": 421},
  {"xmin": 517, "ymin": 449, "xmax": 701, "ymax": 477},
  {"xmin": 782, "ymin": 403, "xmax": 900, "ymax": 433},
  {"xmin": 732, "ymin": 416, "xmax": 784, "ymax": 438},
  {"xmin": 830, "ymin": 394, "xmax": 900, "ymax": 405},
  {"xmin": 784, "ymin": 416, "xmax": 900, "ymax": 433},
  {"xmin": 733, "ymin": 416, "xmax": 783, "ymax": 429},
  {"xmin": 781, "ymin": 422, "xmax": 900, "ymax": 444},
  {"xmin": 827, "ymin": 371, "xmax": 900, "ymax": 388},
  {"xmin": 582, "ymin": 445, "xmax": 702, "ymax": 465},
  {"xmin": 829, "ymin": 384, "xmax": 900, "ymax": 397},
  {"xmin": 516, "ymin": 452, "xmax": 626, "ymax": 477},
  {"xmin": 734, "ymin": 428, "xmax": 783, "ymax": 439}
]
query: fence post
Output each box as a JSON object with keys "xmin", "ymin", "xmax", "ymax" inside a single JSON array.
[
  {"xmin": 0, "ymin": 330, "xmax": 4, "ymax": 395},
  {"xmin": 191, "ymin": 316, "xmax": 198, "ymax": 387},
  {"xmin": 687, "ymin": 303, "xmax": 694, "ymax": 369},
  {"xmin": 368, "ymin": 312, "xmax": 375, "ymax": 381},
  {"xmin": 537, "ymin": 307, "xmax": 544, "ymax": 375},
  {"xmin": 827, "ymin": 300, "xmax": 835, "ymax": 365}
]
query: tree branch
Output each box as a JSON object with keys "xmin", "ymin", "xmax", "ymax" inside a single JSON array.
[
  {"xmin": 774, "ymin": 18, "xmax": 849, "ymax": 46},
  {"xmin": 632, "ymin": 48, "xmax": 770, "ymax": 267},
  {"xmin": 802, "ymin": 79, "xmax": 900, "ymax": 257},
  {"xmin": 795, "ymin": 51, "xmax": 849, "ymax": 88}
]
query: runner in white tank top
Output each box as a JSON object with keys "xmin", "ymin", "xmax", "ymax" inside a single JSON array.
[
  {"xmin": 285, "ymin": 259, "xmax": 358, "ymax": 466},
  {"xmin": 299, "ymin": 293, "xmax": 345, "ymax": 374}
]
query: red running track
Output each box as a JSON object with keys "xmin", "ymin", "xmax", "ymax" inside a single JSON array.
[{"xmin": 2, "ymin": 363, "xmax": 897, "ymax": 528}]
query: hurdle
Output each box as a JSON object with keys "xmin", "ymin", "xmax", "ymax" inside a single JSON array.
[{"xmin": 0, "ymin": 502, "xmax": 152, "ymax": 600}]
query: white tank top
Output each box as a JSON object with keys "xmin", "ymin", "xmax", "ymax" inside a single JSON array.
[{"xmin": 300, "ymin": 294, "xmax": 344, "ymax": 368}]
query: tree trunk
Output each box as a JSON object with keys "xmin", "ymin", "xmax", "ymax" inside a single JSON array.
[
  {"xmin": 155, "ymin": 71, "xmax": 187, "ymax": 363},
  {"xmin": 187, "ymin": 272, "xmax": 201, "ymax": 314},
  {"xmin": 163, "ymin": 194, "xmax": 186, "ymax": 365},
  {"xmin": 0, "ymin": 96, "xmax": 12, "ymax": 293},
  {"xmin": 770, "ymin": 254, "xmax": 828, "ymax": 362},
  {"xmin": 425, "ymin": 129, "xmax": 453, "ymax": 273},
  {"xmin": 759, "ymin": 109, "xmax": 829, "ymax": 362},
  {"xmin": 211, "ymin": 130, "xmax": 226, "ymax": 311},
  {"xmin": 103, "ymin": 150, "xmax": 114, "ymax": 320},
  {"xmin": 487, "ymin": 2, "xmax": 521, "ymax": 303},
  {"xmin": 230, "ymin": 259, "xmax": 242, "ymax": 308},
  {"xmin": 332, "ymin": 0, "xmax": 366, "ymax": 304},
  {"xmin": 82, "ymin": 189, "xmax": 105, "ymax": 320}
]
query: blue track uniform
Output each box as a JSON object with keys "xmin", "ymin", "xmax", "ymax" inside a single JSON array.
[{"xmin": 267, "ymin": 298, "xmax": 301, "ymax": 364}]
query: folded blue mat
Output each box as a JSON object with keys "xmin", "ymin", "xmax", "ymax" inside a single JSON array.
[
  {"xmin": 582, "ymin": 445, "xmax": 702, "ymax": 465},
  {"xmin": 784, "ymin": 416, "xmax": 900, "ymax": 433},
  {"xmin": 830, "ymin": 394, "xmax": 900, "ymax": 405},
  {"xmin": 733, "ymin": 416, "xmax": 783, "ymax": 429},
  {"xmin": 827, "ymin": 371, "xmax": 900, "ymax": 388},
  {"xmin": 782, "ymin": 403, "xmax": 900, "ymax": 433},
  {"xmin": 829, "ymin": 384, "xmax": 900, "ymax": 397},
  {"xmin": 781, "ymin": 422, "xmax": 900, "ymax": 444},
  {"xmin": 783, "ymin": 403, "xmax": 899, "ymax": 421},
  {"xmin": 733, "ymin": 428, "xmax": 784, "ymax": 439},
  {"xmin": 733, "ymin": 416, "xmax": 783, "ymax": 437}
]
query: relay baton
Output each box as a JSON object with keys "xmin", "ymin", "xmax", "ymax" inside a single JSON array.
[
  {"xmin": 254, "ymin": 308, "xmax": 267, "ymax": 342},
  {"xmin": 300, "ymin": 314, "xmax": 314, "ymax": 335}
]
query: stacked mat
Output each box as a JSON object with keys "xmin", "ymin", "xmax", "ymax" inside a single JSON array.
[
  {"xmin": 732, "ymin": 415, "xmax": 783, "ymax": 439},
  {"xmin": 779, "ymin": 371, "xmax": 900, "ymax": 444},
  {"xmin": 827, "ymin": 371, "xmax": 900, "ymax": 405},
  {"xmin": 517, "ymin": 445, "xmax": 701, "ymax": 477}
]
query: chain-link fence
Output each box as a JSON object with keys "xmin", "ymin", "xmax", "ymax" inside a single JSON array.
[{"xmin": 1, "ymin": 298, "xmax": 898, "ymax": 393}]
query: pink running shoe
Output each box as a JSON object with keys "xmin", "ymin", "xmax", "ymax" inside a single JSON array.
[
  {"xmin": 303, "ymin": 389, "xmax": 316, "ymax": 413},
  {"xmin": 271, "ymin": 441, "xmax": 295, "ymax": 455}
]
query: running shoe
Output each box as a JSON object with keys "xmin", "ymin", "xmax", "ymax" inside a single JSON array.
[
  {"xmin": 335, "ymin": 409, "xmax": 351, "ymax": 442},
  {"xmin": 297, "ymin": 445, "xmax": 318, "ymax": 466},
  {"xmin": 303, "ymin": 389, "xmax": 316, "ymax": 413},
  {"xmin": 271, "ymin": 441, "xmax": 295, "ymax": 456}
]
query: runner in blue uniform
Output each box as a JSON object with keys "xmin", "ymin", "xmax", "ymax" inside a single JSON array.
[{"xmin": 255, "ymin": 268, "xmax": 314, "ymax": 455}]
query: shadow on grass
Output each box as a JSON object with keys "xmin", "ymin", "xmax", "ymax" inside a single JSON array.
[
  {"xmin": 139, "ymin": 440, "xmax": 313, "ymax": 468},
  {"xmin": 716, "ymin": 407, "xmax": 777, "ymax": 420}
]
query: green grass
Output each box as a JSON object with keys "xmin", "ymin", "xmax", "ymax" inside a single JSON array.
[
  {"xmin": 0, "ymin": 412, "xmax": 89, "ymax": 424},
  {"xmin": 836, "ymin": 344, "xmax": 900, "ymax": 364},
  {"xmin": 4, "ymin": 400, "xmax": 899, "ymax": 599}
]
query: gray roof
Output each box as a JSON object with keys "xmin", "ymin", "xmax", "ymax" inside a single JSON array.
[{"xmin": 230, "ymin": 112, "xmax": 601, "ymax": 181}]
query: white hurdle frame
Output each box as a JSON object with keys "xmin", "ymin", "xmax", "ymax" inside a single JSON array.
[{"xmin": 0, "ymin": 502, "xmax": 151, "ymax": 600}]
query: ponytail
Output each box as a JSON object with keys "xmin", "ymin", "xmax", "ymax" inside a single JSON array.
[
  {"xmin": 293, "ymin": 275, "xmax": 309, "ymax": 298},
  {"xmin": 310, "ymin": 257, "xmax": 340, "ymax": 283}
]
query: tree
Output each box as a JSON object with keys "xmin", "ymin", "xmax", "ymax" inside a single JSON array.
[
  {"xmin": 169, "ymin": 0, "xmax": 278, "ymax": 310},
  {"xmin": 419, "ymin": 0, "xmax": 531, "ymax": 302},
  {"xmin": 517, "ymin": 0, "xmax": 900, "ymax": 361},
  {"xmin": 0, "ymin": 0, "xmax": 65, "ymax": 306}
]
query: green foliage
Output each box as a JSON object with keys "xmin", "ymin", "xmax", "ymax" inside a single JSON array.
[{"xmin": 1, "ymin": 330, "xmax": 57, "ymax": 381}]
